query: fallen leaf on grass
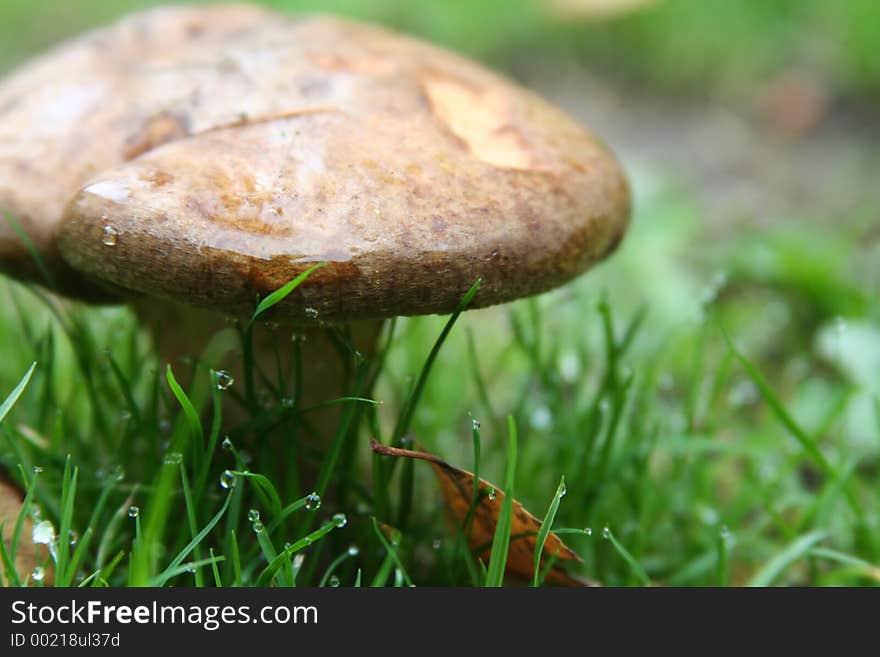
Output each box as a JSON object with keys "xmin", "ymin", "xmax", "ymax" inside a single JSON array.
[{"xmin": 370, "ymin": 439, "xmax": 597, "ymax": 586}]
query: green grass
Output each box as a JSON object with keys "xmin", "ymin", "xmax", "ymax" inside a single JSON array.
[
  {"xmin": 0, "ymin": 176, "xmax": 878, "ymax": 587},
  {"xmin": 0, "ymin": 0, "xmax": 878, "ymax": 588}
]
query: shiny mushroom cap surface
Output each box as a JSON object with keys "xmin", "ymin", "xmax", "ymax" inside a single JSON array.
[
  {"xmin": 10, "ymin": 6, "xmax": 629, "ymax": 319},
  {"xmin": 0, "ymin": 4, "xmax": 273, "ymax": 298}
]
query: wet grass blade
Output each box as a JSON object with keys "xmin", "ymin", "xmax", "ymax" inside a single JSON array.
[
  {"xmin": 533, "ymin": 476, "xmax": 565, "ymax": 587},
  {"xmin": 485, "ymin": 416, "xmax": 518, "ymax": 587},
  {"xmin": 370, "ymin": 518, "xmax": 413, "ymax": 587},
  {"xmin": 604, "ymin": 528, "xmax": 651, "ymax": 586},
  {"xmin": 0, "ymin": 362, "xmax": 37, "ymax": 425},
  {"xmin": 54, "ymin": 456, "xmax": 78, "ymax": 586},
  {"xmin": 392, "ymin": 278, "xmax": 482, "ymax": 441},
  {"xmin": 166, "ymin": 365, "xmax": 203, "ymax": 447},
  {"xmin": 153, "ymin": 492, "xmax": 234, "ymax": 586},
  {"xmin": 392, "ymin": 278, "xmax": 482, "ymax": 528},
  {"xmin": 255, "ymin": 519, "xmax": 340, "ymax": 586},
  {"xmin": 0, "ymin": 524, "xmax": 21, "ymax": 586}
]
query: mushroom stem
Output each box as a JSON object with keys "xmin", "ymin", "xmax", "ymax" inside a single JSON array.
[{"xmin": 133, "ymin": 298, "xmax": 384, "ymax": 442}]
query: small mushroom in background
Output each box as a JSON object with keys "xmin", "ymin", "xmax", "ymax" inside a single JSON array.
[{"xmin": 1, "ymin": 6, "xmax": 630, "ymax": 442}]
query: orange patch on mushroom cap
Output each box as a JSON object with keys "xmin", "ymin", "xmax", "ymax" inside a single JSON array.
[{"xmin": 421, "ymin": 71, "xmax": 546, "ymax": 172}]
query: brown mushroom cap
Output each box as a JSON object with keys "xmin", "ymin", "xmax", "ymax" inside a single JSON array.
[
  {"xmin": 56, "ymin": 12, "xmax": 630, "ymax": 322},
  {"xmin": 0, "ymin": 4, "xmax": 273, "ymax": 298},
  {"xmin": 0, "ymin": 468, "xmax": 50, "ymax": 584}
]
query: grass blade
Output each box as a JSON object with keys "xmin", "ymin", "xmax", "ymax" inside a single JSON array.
[
  {"xmin": 533, "ymin": 476, "xmax": 565, "ymax": 587},
  {"xmin": 255, "ymin": 519, "xmax": 340, "ymax": 586},
  {"xmin": 0, "ymin": 362, "xmax": 37, "ymax": 425},
  {"xmin": 250, "ymin": 262, "xmax": 326, "ymax": 324},
  {"xmin": 604, "ymin": 528, "xmax": 651, "ymax": 586},
  {"xmin": 153, "ymin": 492, "xmax": 234, "ymax": 586},
  {"xmin": 165, "ymin": 365, "xmax": 203, "ymax": 447},
  {"xmin": 392, "ymin": 278, "xmax": 482, "ymax": 441},
  {"xmin": 747, "ymin": 530, "xmax": 827, "ymax": 587},
  {"xmin": 485, "ymin": 415, "xmax": 518, "ymax": 587},
  {"xmin": 370, "ymin": 518, "xmax": 413, "ymax": 587}
]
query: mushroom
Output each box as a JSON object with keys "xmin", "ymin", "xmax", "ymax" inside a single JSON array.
[
  {"xmin": 1, "ymin": 7, "xmax": 630, "ymax": 439},
  {"xmin": 0, "ymin": 4, "xmax": 274, "ymax": 298}
]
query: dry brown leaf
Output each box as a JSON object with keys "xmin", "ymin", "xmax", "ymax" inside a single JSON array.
[
  {"xmin": 370, "ymin": 439, "xmax": 597, "ymax": 586},
  {"xmin": 0, "ymin": 468, "xmax": 51, "ymax": 586}
]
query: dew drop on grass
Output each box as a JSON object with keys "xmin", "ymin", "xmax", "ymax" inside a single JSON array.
[
  {"xmin": 471, "ymin": 419, "xmax": 481, "ymax": 431},
  {"xmin": 432, "ymin": 539, "xmax": 442, "ymax": 550},
  {"xmin": 347, "ymin": 545, "xmax": 359, "ymax": 556},
  {"xmin": 248, "ymin": 509, "xmax": 260, "ymax": 523},
  {"xmin": 305, "ymin": 307, "xmax": 319, "ymax": 319},
  {"xmin": 329, "ymin": 575, "xmax": 340, "ymax": 587},
  {"xmin": 163, "ymin": 452, "xmax": 183, "ymax": 465},
  {"xmin": 31, "ymin": 567, "xmax": 45, "ymax": 582},
  {"xmin": 128, "ymin": 506, "xmax": 139, "ymax": 518},
  {"xmin": 305, "ymin": 493, "xmax": 321, "ymax": 511},
  {"xmin": 101, "ymin": 225, "xmax": 118, "ymax": 246},
  {"xmin": 215, "ymin": 370, "xmax": 234, "ymax": 391},
  {"xmin": 252, "ymin": 521, "xmax": 265, "ymax": 535},
  {"xmin": 558, "ymin": 482, "xmax": 567, "ymax": 498},
  {"xmin": 602, "ymin": 526, "xmax": 611, "ymax": 539},
  {"xmin": 584, "ymin": 527, "xmax": 593, "ymax": 536},
  {"xmin": 333, "ymin": 513, "xmax": 347, "ymax": 528},
  {"xmin": 110, "ymin": 465, "xmax": 125, "ymax": 481},
  {"xmin": 68, "ymin": 530, "xmax": 78, "ymax": 546},
  {"xmin": 32, "ymin": 466, "xmax": 43, "ymax": 474},
  {"xmin": 486, "ymin": 487, "xmax": 496, "ymax": 502},
  {"xmin": 221, "ymin": 436, "xmax": 233, "ymax": 451},
  {"xmin": 219, "ymin": 470, "xmax": 236, "ymax": 490},
  {"xmin": 32, "ymin": 520, "xmax": 55, "ymax": 545}
]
